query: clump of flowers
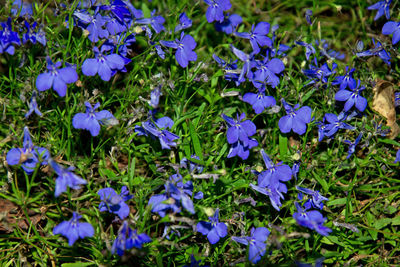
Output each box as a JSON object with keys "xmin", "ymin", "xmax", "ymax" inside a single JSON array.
[{"xmin": 98, "ymin": 186, "xmax": 133, "ymax": 220}]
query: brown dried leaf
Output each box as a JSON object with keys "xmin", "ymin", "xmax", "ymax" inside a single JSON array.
[
  {"xmin": 0, "ymin": 199, "xmax": 42, "ymax": 233},
  {"xmin": 371, "ymin": 79, "xmax": 399, "ymax": 139}
]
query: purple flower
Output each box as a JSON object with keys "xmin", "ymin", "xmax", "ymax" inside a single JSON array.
[
  {"xmin": 395, "ymin": 149, "xmax": 400, "ymax": 163},
  {"xmin": 234, "ymin": 22, "xmax": 272, "ymax": 54},
  {"xmin": 112, "ymin": 221, "xmax": 151, "ymax": 256},
  {"xmin": 135, "ymin": 115, "xmax": 180, "ymax": 150},
  {"xmin": 25, "ymin": 91, "xmax": 42, "ymax": 118},
  {"xmin": 332, "ymin": 66, "xmax": 356, "ymax": 90},
  {"xmin": 278, "ymin": 99, "xmax": 312, "ymax": 135},
  {"xmin": 100, "ymin": 0, "xmax": 130, "ymax": 23},
  {"xmin": 251, "ymin": 56, "xmax": 284, "ymax": 88},
  {"xmin": 230, "ymin": 45, "xmax": 256, "ymax": 83},
  {"xmin": 36, "ymin": 57, "xmax": 78, "ymax": 97},
  {"xmin": 23, "ymin": 21, "xmax": 46, "ymax": 46},
  {"xmin": 243, "ymin": 91, "xmax": 276, "ymax": 114},
  {"xmin": 215, "ymin": 13, "xmax": 242, "ymax": 34},
  {"xmin": 81, "ymin": 46, "xmax": 126, "ymax": 81},
  {"xmin": 335, "ymin": 80, "xmax": 367, "ymax": 112},
  {"xmin": 382, "ymin": 21, "xmax": 400, "ymax": 45},
  {"xmin": 296, "ymin": 186, "xmax": 328, "ymax": 210},
  {"xmin": 148, "ymin": 174, "xmax": 203, "ymax": 217},
  {"xmin": 323, "ymin": 112, "xmax": 355, "ymax": 138},
  {"xmin": 6, "ymin": 127, "xmax": 49, "ymax": 175},
  {"xmin": 344, "ymin": 132, "xmax": 363, "ymax": 159},
  {"xmin": 303, "ymin": 58, "xmax": 337, "ymax": 85},
  {"xmin": 86, "ymin": 13, "xmax": 109, "ymax": 42},
  {"xmin": 222, "ymin": 113, "xmax": 258, "ymax": 160},
  {"xmin": 204, "ymin": 0, "xmax": 232, "ymax": 23},
  {"xmin": 368, "ymin": 0, "xmax": 391, "ymax": 21},
  {"xmin": 232, "ymin": 227, "xmax": 270, "ymax": 264},
  {"xmin": 136, "ymin": 10, "xmax": 165, "ymax": 33},
  {"xmin": 295, "ymin": 41, "xmax": 316, "ymax": 60},
  {"xmin": 0, "ymin": 18, "xmax": 20, "ymax": 55},
  {"xmin": 49, "ymin": 158, "xmax": 87, "ymax": 197},
  {"xmin": 175, "ymin": 12, "xmax": 192, "ymax": 32},
  {"xmin": 196, "ymin": 208, "xmax": 228, "ymax": 244},
  {"xmin": 160, "ymin": 32, "xmax": 197, "ymax": 68},
  {"xmin": 53, "ymin": 212, "xmax": 94, "ymax": 246},
  {"xmin": 293, "ymin": 202, "xmax": 332, "ymax": 236},
  {"xmin": 257, "ymin": 150, "xmax": 292, "ymax": 189},
  {"xmin": 72, "ymin": 102, "xmax": 117, "ymax": 137},
  {"xmin": 98, "ymin": 186, "xmax": 133, "ymax": 219},
  {"xmin": 356, "ymin": 39, "xmax": 391, "ymax": 66}
]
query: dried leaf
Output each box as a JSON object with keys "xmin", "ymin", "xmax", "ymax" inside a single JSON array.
[
  {"xmin": 0, "ymin": 199, "xmax": 42, "ymax": 233},
  {"xmin": 371, "ymin": 80, "xmax": 399, "ymax": 139}
]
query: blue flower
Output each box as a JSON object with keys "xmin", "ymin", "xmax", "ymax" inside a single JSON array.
[
  {"xmin": 296, "ymin": 186, "xmax": 328, "ymax": 210},
  {"xmin": 215, "ymin": 13, "xmax": 242, "ymax": 34},
  {"xmin": 23, "ymin": 21, "xmax": 46, "ymax": 46},
  {"xmin": 295, "ymin": 41, "xmax": 316, "ymax": 61},
  {"xmin": 222, "ymin": 113, "xmax": 258, "ymax": 160},
  {"xmin": 86, "ymin": 13, "xmax": 109, "ymax": 42},
  {"xmin": 6, "ymin": 127, "xmax": 50, "ymax": 175},
  {"xmin": 230, "ymin": 45, "xmax": 256, "ymax": 83},
  {"xmin": 136, "ymin": 10, "xmax": 166, "ymax": 33},
  {"xmin": 232, "ymin": 227, "xmax": 270, "ymax": 264},
  {"xmin": 175, "ymin": 12, "xmax": 192, "ymax": 32},
  {"xmin": 212, "ymin": 53, "xmax": 239, "ymax": 83},
  {"xmin": 204, "ymin": 0, "xmax": 232, "ymax": 23},
  {"xmin": 356, "ymin": 39, "xmax": 391, "ymax": 66},
  {"xmin": 135, "ymin": 115, "xmax": 180, "ymax": 150},
  {"xmin": 243, "ymin": 91, "xmax": 276, "ymax": 114},
  {"xmin": 315, "ymin": 39, "xmax": 345, "ymax": 60},
  {"xmin": 250, "ymin": 183, "xmax": 284, "ymax": 211},
  {"xmin": 382, "ymin": 21, "xmax": 400, "ymax": 45},
  {"xmin": 99, "ymin": 0, "xmax": 130, "ymax": 23},
  {"xmin": 49, "ymin": 158, "xmax": 87, "ymax": 197},
  {"xmin": 303, "ymin": 57, "xmax": 337, "ymax": 85},
  {"xmin": 368, "ymin": 0, "xmax": 391, "ymax": 21},
  {"xmin": 323, "ymin": 112, "xmax": 355, "ymax": 138},
  {"xmin": 293, "ymin": 202, "xmax": 332, "ymax": 236},
  {"xmin": 184, "ymin": 254, "xmax": 209, "ymax": 267},
  {"xmin": 53, "ymin": 212, "xmax": 94, "ymax": 246},
  {"xmin": 257, "ymin": 149, "xmax": 292, "ymax": 189},
  {"xmin": 81, "ymin": 46, "xmax": 127, "ymax": 81},
  {"xmin": 251, "ymin": 56, "xmax": 285, "ymax": 88},
  {"xmin": 234, "ymin": 22, "xmax": 272, "ymax": 54},
  {"xmin": 25, "ymin": 91, "xmax": 42, "ymax": 118},
  {"xmin": 148, "ymin": 174, "xmax": 203, "ymax": 217},
  {"xmin": 98, "ymin": 186, "xmax": 133, "ymax": 219},
  {"xmin": 180, "ymin": 154, "xmax": 204, "ymax": 174},
  {"xmin": 112, "ymin": 221, "xmax": 151, "ymax": 256},
  {"xmin": 160, "ymin": 32, "xmax": 197, "ymax": 68},
  {"xmin": 72, "ymin": 101, "xmax": 117, "ymax": 137},
  {"xmin": 11, "ymin": 0, "xmax": 33, "ymax": 17},
  {"xmin": 0, "ymin": 18, "xmax": 20, "ymax": 55},
  {"xmin": 196, "ymin": 208, "xmax": 228, "ymax": 244},
  {"xmin": 344, "ymin": 132, "xmax": 363, "ymax": 159},
  {"xmin": 278, "ymin": 99, "xmax": 312, "ymax": 135},
  {"xmin": 395, "ymin": 149, "xmax": 400, "ymax": 163},
  {"xmin": 332, "ymin": 66, "xmax": 356, "ymax": 90},
  {"xmin": 305, "ymin": 9, "xmax": 313, "ymax": 25},
  {"xmin": 335, "ymin": 80, "xmax": 367, "ymax": 112},
  {"xmin": 36, "ymin": 57, "xmax": 78, "ymax": 97}
]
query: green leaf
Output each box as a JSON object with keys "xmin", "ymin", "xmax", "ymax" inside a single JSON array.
[
  {"xmin": 279, "ymin": 134, "xmax": 288, "ymax": 157},
  {"xmin": 312, "ymin": 171, "xmax": 328, "ymax": 192},
  {"xmin": 189, "ymin": 120, "xmax": 203, "ymax": 160},
  {"xmin": 392, "ymin": 216, "xmax": 400, "ymax": 225},
  {"xmin": 61, "ymin": 263, "xmax": 93, "ymax": 267},
  {"xmin": 374, "ymin": 218, "xmax": 392, "ymax": 230}
]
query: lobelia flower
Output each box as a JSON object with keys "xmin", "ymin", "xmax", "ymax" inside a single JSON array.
[
  {"xmin": 305, "ymin": 9, "xmax": 313, "ymax": 25},
  {"xmin": 395, "ymin": 149, "xmax": 400, "ymax": 163},
  {"xmin": 293, "ymin": 202, "xmax": 332, "ymax": 236},
  {"xmin": 250, "ymin": 183, "xmax": 284, "ymax": 211},
  {"xmin": 112, "ymin": 221, "xmax": 151, "ymax": 256},
  {"xmin": 184, "ymin": 254, "xmax": 209, "ymax": 267},
  {"xmin": 175, "ymin": 12, "xmax": 192, "ymax": 32},
  {"xmin": 368, "ymin": 0, "xmax": 391, "ymax": 21},
  {"xmin": 231, "ymin": 227, "xmax": 270, "ymax": 264},
  {"xmin": 160, "ymin": 32, "xmax": 197, "ymax": 68},
  {"xmin": 11, "ymin": 0, "xmax": 33, "ymax": 17},
  {"xmin": 53, "ymin": 212, "xmax": 94, "ymax": 246},
  {"xmin": 344, "ymin": 132, "xmax": 363, "ymax": 159},
  {"xmin": 180, "ymin": 154, "xmax": 204, "ymax": 174},
  {"xmin": 36, "ymin": 57, "xmax": 78, "ymax": 97},
  {"xmin": 105, "ymin": 16, "xmax": 127, "ymax": 35},
  {"xmin": 99, "ymin": 0, "xmax": 130, "ymax": 23},
  {"xmin": 215, "ymin": 13, "xmax": 242, "ymax": 34},
  {"xmin": 295, "ymin": 41, "xmax": 316, "ymax": 61},
  {"xmin": 234, "ymin": 22, "xmax": 272, "ymax": 54},
  {"xmin": 395, "ymin": 92, "xmax": 400, "ymax": 107},
  {"xmin": 335, "ymin": 80, "xmax": 368, "ymax": 112},
  {"xmin": 251, "ymin": 55, "xmax": 285, "ymax": 88},
  {"xmin": 98, "ymin": 186, "xmax": 133, "ymax": 220},
  {"xmin": 72, "ymin": 102, "xmax": 118, "ymax": 137},
  {"xmin": 196, "ymin": 208, "xmax": 228, "ymax": 244},
  {"xmin": 356, "ymin": 39, "xmax": 391, "ymax": 66},
  {"xmin": 332, "ymin": 66, "xmax": 356, "ymax": 90},
  {"xmin": 136, "ymin": 10, "xmax": 165, "ymax": 33},
  {"xmin": 296, "ymin": 186, "xmax": 328, "ymax": 210},
  {"xmin": 23, "ymin": 21, "xmax": 46, "ymax": 46},
  {"xmin": 230, "ymin": 45, "xmax": 256, "ymax": 83},
  {"xmin": 382, "ymin": 21, "xmax": 400, "ymax": 45},
  {"xmin": 86, "ymin": 13, "xmax": 109, "ymax": 42},
  {"xmin": 0, "ymin": 18, "xmax": 21, "ymax": 55},
  {"xmin": 203, "ymin": 0, "xmax": 232, "ymax": 23},
  {"xmin": 315, "ymin": 39, "xmax": 345, "ymax": 60},
  {"xmin": 148, "ymin": 174, "xmax": 203, "ymax": 217},
  {"xmin": 49, "ymin": 158, "xmax": 87, "ymax": 197},
  {"xmin": 278, "ymin": 99, "xmax": 312, "ymax": 135},
  {"xmin": 212, "ymin": 53, "xmax": 239, "ymax": 83},
  {"xmin": 81, "ymin": 46, "xmax": 127, "ymax": 81},
  {"xmin": 323, "ymin": 112, "xmax": 355, "ymax": 138},
  {"xmin": 135, "ymin": 115, "xmax": 179, "ymax": 150},
  {"xmin": 222, "ymin": 113, "xmax": 258, "ymax": 160},
  {"xmin": 25, "ymin": 91, "xmax": 42, "ymax": 118},
  {"xmin": 303, "ymin": 57, "xmax": 337, "ymax": 85},
  {"xmin": 6, "ymin": 127, "xmax": 50, "ymax": 175},
  {"xmin": 242, "ymin": 90, "xmax": 276, "ymax": 114}
]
